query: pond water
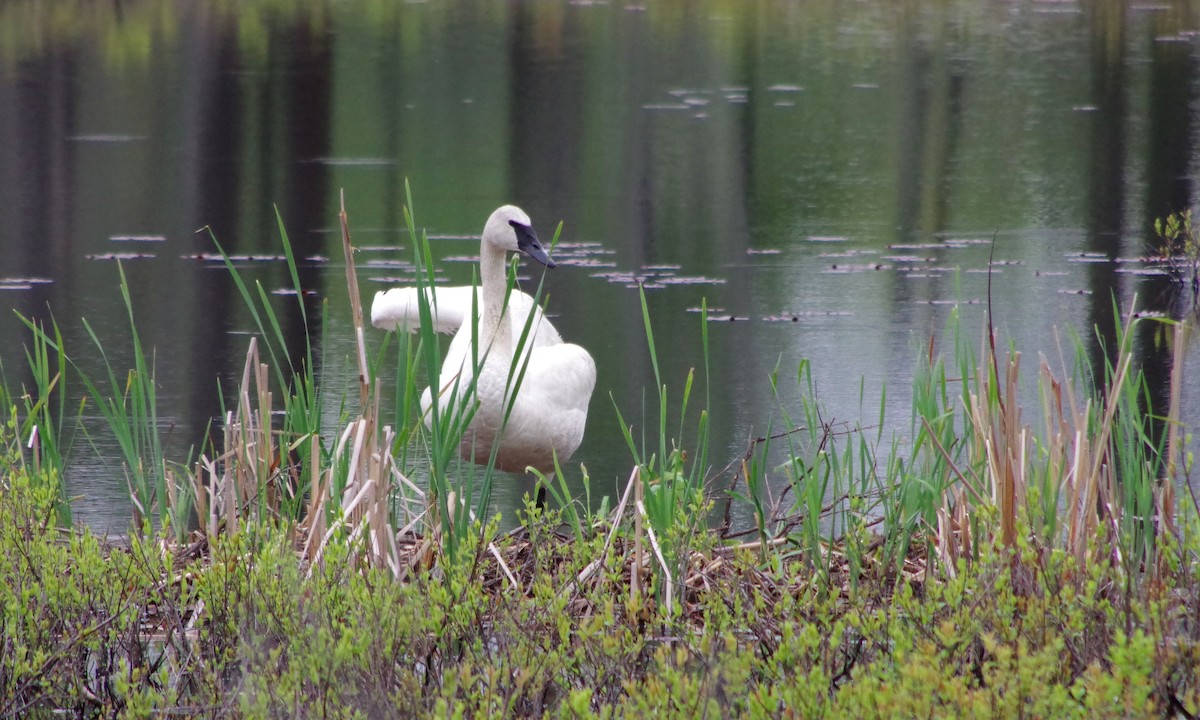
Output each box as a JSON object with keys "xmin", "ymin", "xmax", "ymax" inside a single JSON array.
[{"xmin": 3, "ymin": 0, "xmax": 1200, "ymax": 531}]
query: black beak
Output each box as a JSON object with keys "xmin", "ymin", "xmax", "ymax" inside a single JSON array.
[{"xmin": 510, "ymin": 220, "xmax": 556, "ymax": 268}]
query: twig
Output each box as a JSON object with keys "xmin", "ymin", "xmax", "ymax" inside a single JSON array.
[
  {"xmin": 635, "ymin": 497, "xmax": 673, "ymax": 617},
  {"xmin": 560, "ymin": 465, "xmax": 639, "ymax": 599},
  {"xmin": 340, "ymin": 189, "xmax": 370, "ymax": 410}
]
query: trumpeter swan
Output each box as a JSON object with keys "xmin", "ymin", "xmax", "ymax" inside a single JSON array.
[{"xmin": 370, "ymin": 205, "xmax": 596, "ymax": 474}]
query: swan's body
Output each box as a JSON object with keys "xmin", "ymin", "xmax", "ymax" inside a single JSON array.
[{"xmin": 370, "ymin": 206, "xmax": 596, "ymax": 474}]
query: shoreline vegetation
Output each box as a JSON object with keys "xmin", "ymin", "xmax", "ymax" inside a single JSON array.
[{"xmin": 2, "ymin": 192, "xmax": 1200, "ymax": 717}]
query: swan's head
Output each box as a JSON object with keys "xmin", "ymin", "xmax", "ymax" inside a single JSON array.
[{"xmin": 484, "ymin": 205, "xmax": 556, "ymax": 269}]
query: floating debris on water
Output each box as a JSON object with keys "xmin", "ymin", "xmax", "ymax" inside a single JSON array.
[
  {"xmin": 1072, "ymin": 105, "xmax": 1099, "ymax": 112},
  {"xmin": 183, "ymin": 253, "xmax": 286, "ymax": 262},
  {"xmin": 706, "ymin": 314, "xmax": 750, "ymax": 322},
  {"xmin": 746, "ymin": 248, "xmax": 782, "ymax": 255},
  {"xmin": 1066, "ymin": 252, "xmax": 1110, "ymax": 263},
  {"xmin": 940, "ymin": 238, "xmax": 994, "ymax": 247},
  {"xmin": 656, "ymin": 275, "xmax": 727, "ymax": 285},
  {"xmin": 851, "ymin": 83, "xmax": 880, "ymax": 90},
  {"xmin": 897, "ymin": 266, "xmax": 954, "ymax": 275},
  {"xmin": 363, "ymin": 259, "xmax": 416, "ymax": 269},
  {"xmin": 1034, "ymin": 270, "xmax": 1069, "ymax": 277},
  {"xmin": 443, "ymin": 255, "xmax": 480, "ymax": 264},
  {"xmin": 591, "ymin": 271, "xmax": 635, "ymax": 283},
  {"xmin": 773, "ymin": 101, "xmax": 796, "ymax": 108},
  {"xmin": 305, "ymin": 255, "xmax": 329, "ymax": 263},
  {"xmin": 88, "ymin": 252, "xmax": 155, "ymax": 260},
  {"xmin": 356, "ymin": 245, "xmax": 406, "ymax": 252},
  {"xmin": 270, "ymin": 288, "xmax": 319, "ymax": 297},
  {"xmin": 762, "ymin": 310, "xmax": 854, "ymax": 322},
  {"xmin": 558, "ymin": 258, "xmax": 617, "ymax": 269},
  {"xmin": 820, "ymin": 249, "xmax": 878, "ymax": 258},
  {"xmin": 110, "ymin": 234, "xmax": 165, "ymax": 243},
  {"xmin": 826, "ymin": 263, "xmax": 891, "ymax": 273},
  {"xmin": 554, "ymin": 241, "xmax": 614, "ymax": 253},
  {"xmin": 988, "ymin": 259, "xmax": 1023, "ymax": 266},
  {"xmin": 551, "ymin": 243, "xmax": 617, "ymax": 268},
  {"xmin": 888, "ymin": 242, "xmax": 946, "ymax": 251},
  {"xmin": 965, "ymin": 268, "xmax": 1001, "ymax": 274},
  {"xmin": 642, "ymin": 103, "xmax": 691, "ymax": 111},
  {"xmin": 0, "ymin": 277, "xmax": 52, "ymax": 285},
  {"xmin": 591, "ymin": 267, "xmax": 724, "ymax": 287},
  {"xmin": 1057, "ymin": 289, "xmax": 1093, "ymax": 295},
  {"xmin": 767, "ymin": 84, "xmax": 804, "ymax": 93},
  {"xmin": 1115, "ymin": 267, "xmax": 1169, "ymax": 276},
  {"xmin": 881, "ymin": 255, "xmax": 937, "ymax": 263},
  {"xmin": 367, "ymin": 276, "xmax": 448, "ymax": 285},
  {"xmin": 806, "ymin": 236, "xmax": 850, "ymax": 243}
]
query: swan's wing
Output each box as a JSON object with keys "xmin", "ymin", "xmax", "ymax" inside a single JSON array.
[
  {"xmin": 370, "ymin": 286, "xmax": 483, "ymax": 334},
  {"xmin": 529, "ymin": 343, "xmax": 597, "ymax": 414},
  {"xmin": 488, "ymin": 342, "xmax": 597, "ymax": 471},
  {"xmin": 505, "ymin": 291, "xmax": 562, "ymax": 347},
  {"xmin": 371, "ymin": 285, "xmax": 559, "ymax": 342}
]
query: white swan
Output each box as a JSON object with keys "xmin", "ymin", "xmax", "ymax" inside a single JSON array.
[{"xmin": 370, "ymin": 205, "xmax": 596, "ymax": 474}]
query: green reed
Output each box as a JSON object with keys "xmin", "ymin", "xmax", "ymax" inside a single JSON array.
[
  {"xmin": 5, "ymin": 314, "xmax": 73, "ymax": 525},
  {"xmin": 72, "ymin": 262, "xmax": 170, "ymax": 534},
  {"xmin": 611, "ymin": 287, "xmax": 711, "ymax": 610}
]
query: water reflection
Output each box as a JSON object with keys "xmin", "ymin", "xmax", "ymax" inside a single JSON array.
[{"xmin": 1, "ymin": 0, "xmax": 1200, "ymax": 530}]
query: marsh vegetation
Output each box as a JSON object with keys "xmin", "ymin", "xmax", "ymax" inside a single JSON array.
[{"xmin": 3, "ymin": 194, "xmax": 1200, "ymax": 718}]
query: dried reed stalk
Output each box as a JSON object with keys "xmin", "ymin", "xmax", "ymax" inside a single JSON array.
[
  {"xmin": 631, "ymin": 466, "xmax": 644, "ymax": 605},
  {"xmin": 340, "ymin": 189, "xmax": 370, "ymax": 410},
  {"xmin": 561, "ymin": 466, "xmax": 640, "ymax": 598},
  {"xmin": 634, "ymin": 497, "xmax": 673, "ymax": 617},
  {"xmin": 186, "ymin": 337, "xmax": 274, "ymax": 538},
  {"xmin": 306, "ymin": 189, "xmax": 403, "ymax": 577}
]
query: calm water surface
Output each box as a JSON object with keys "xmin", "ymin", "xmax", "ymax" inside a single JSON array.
[{"xmin": 3, "ymin": 0, "xmax": 1200, "ymax": 530}]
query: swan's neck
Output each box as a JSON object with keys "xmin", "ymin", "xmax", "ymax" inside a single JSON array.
[{"xmin": 479, "ymin": 238, "xmax": 510, "ymax": 350}]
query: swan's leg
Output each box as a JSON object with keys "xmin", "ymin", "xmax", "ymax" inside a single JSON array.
[{"xmin": 533, "ymin": 477, "xmax": 548, "ymax": 511}]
